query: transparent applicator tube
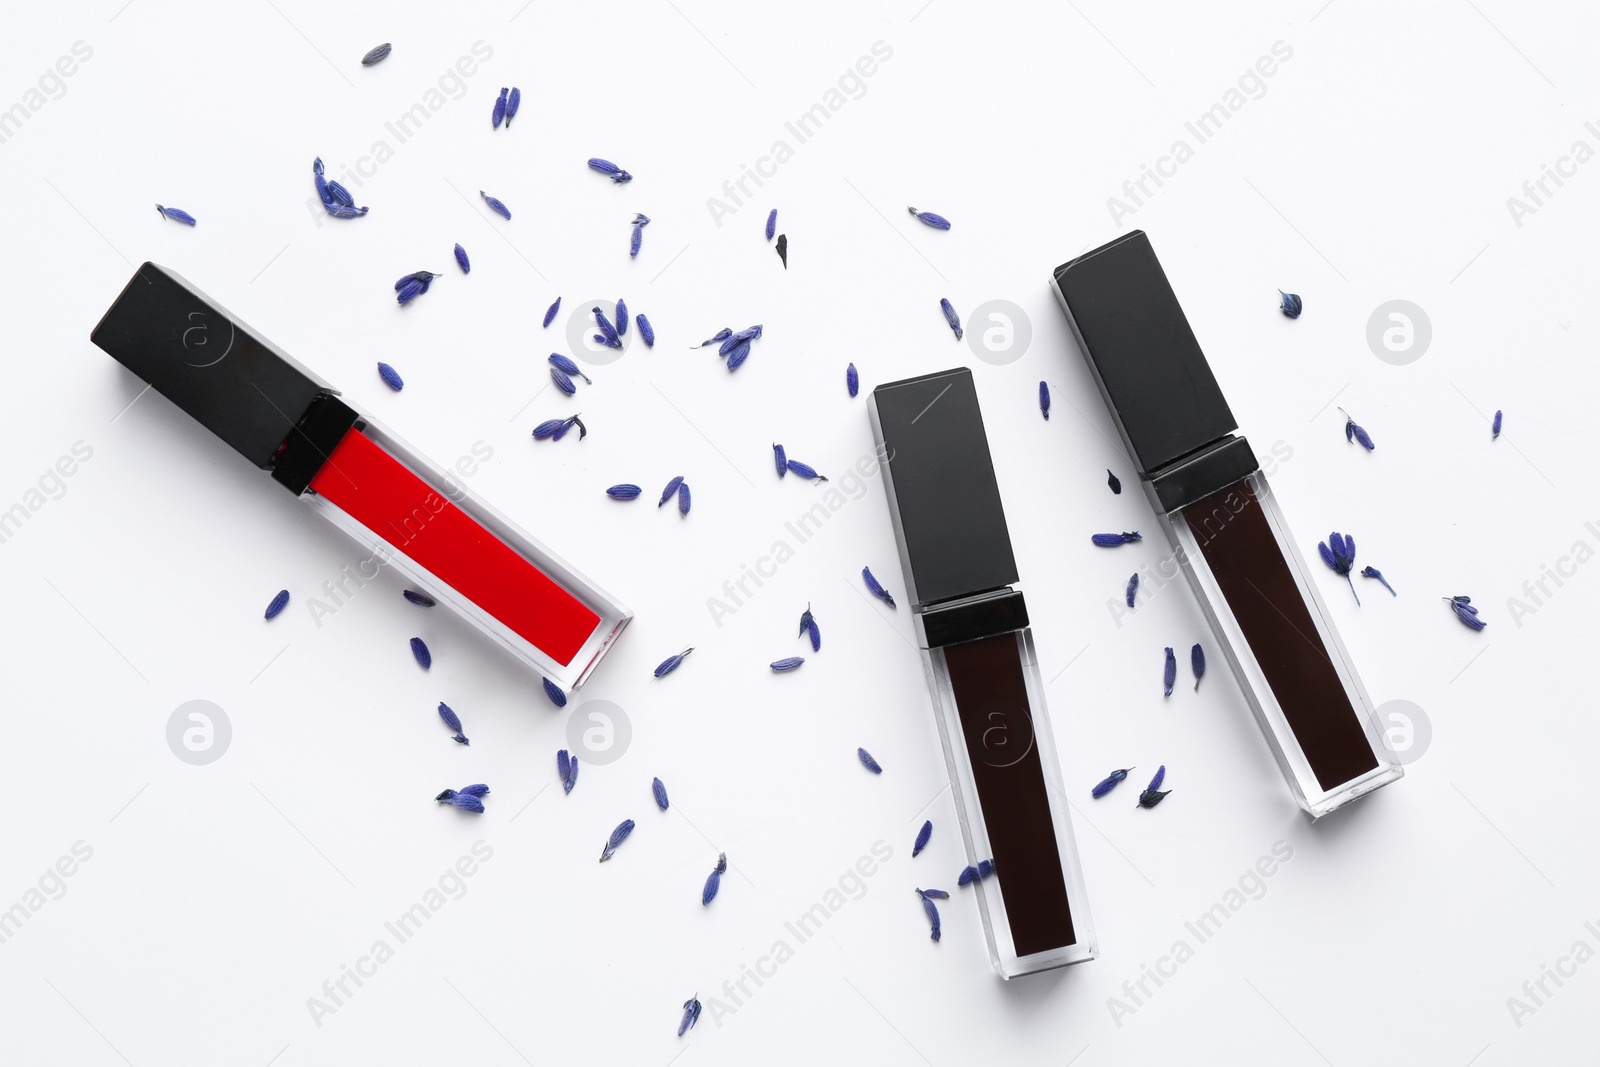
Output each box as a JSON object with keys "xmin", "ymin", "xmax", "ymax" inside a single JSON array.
[
  {"xmin": 91, "ymin": 263, "xmax": 630, "ymax": 690},
  {"xmin": 1051, "ymin": 231, "xmax": 1402, "ymax": 818},
  {"xmin": 870, "ymin": 368, "xmax": 1096, "ymax": 977}
]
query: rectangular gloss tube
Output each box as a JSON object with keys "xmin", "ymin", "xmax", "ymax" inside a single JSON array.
[
  {"xmin": 91, "ymin": 263, "xmax": 630, "ymax": 689},
  {"xmin": 869, "ymin": 368, "xmax": 1095, "ymax": 977},
  {"xmin": 1051, "ymin": 231, "xmax": 1402, "ymax": 817}
]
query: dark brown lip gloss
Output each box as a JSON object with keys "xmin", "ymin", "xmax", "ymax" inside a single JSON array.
[
  {"xmin": 91, "ymin": 263, "xmax": 630, "ymax": 688},
  {"xmin": 869, "ymin": 367, "xmax": 1095, "ymax": 976},
  {"xmin": 1051, "ymin": 231, "xmax": 1401, "ymax": 816}
]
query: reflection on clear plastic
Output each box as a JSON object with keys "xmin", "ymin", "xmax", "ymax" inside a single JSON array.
[{"xmin": 304, "ymin": 416, "xmax": 630, "ymax": 690}]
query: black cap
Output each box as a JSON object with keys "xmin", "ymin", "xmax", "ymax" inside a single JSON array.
[
  {"xmin": 91, "ymin": 263, "xmax": 337, "ymax": 470},
  {"xmin": 1052, "ymin": 230, "xmax": 1241, "ymax": 473},
  {"xmin": 91, "ymin": 263, "xmax": 359, "ymax": 494},
  {"xmin": 868, "ymin": 368, "xmax": 1019, "ymax": 609}
]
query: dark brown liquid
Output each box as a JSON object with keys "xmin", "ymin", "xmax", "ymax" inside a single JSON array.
[
  {"xmin": 1181, "ymin": 479, "xmax": 1379, "ymax": 792},
  {"xmin": 942, "ymin": 634, "xmax": 1076, "ymax": 957}
]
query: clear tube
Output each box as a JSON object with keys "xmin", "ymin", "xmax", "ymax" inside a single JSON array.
[
  {"xmin": 1164, "ymin": 472, "xmax": 1401, "ymax": 817},
  {"xmin": 301, "ymin": 416, "xmax": 630, "ymax": 690},
  {"xmin": 921, "ymin": 627, "xmax": 1096, "ymax": 977}
]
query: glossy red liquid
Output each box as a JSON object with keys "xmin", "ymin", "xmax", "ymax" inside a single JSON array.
[{"xmin": 310, "ymin": 428, "xmax": 599, "ymax": 665}]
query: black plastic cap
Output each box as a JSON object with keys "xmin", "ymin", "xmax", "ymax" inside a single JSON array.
[
  {"xmin": 1052, "ymin": 231, "xmax": 1239, "ymax": 476},
  {"xmin": 869, "ymin": 368, "xmax": 1019, "ymax": 610},
  {"xmin": 91, "ymin": 263, "xmax": 336, "ymax": 470}
]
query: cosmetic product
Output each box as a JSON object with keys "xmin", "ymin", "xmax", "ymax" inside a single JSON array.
[
  {"xmin": 1051, "ymin": 231, "xmax": 1402, "ymax": 817},
  {"xmin": 91, "ymin": 263, "xmax": 629, "ymax": 689},
  {"xmin": 869, "ymin": 368, "xmax": 1095, "ymax": 977}
]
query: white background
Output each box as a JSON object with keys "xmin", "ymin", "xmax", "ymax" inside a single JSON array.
[{"xmin": 2, "ymin": 1, "xmax": 1596, "ymax": 1063}]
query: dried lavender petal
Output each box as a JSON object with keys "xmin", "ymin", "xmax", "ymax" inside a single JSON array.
[
  {"xmin": 770, "ymin": 657, "xmax": 805, "ymax": 672},
  {"xmin": 533, "ymin": 418, "xmax": 566, "ymax": 439},
  {"xmin": 155, "ymin": 204, "xmax": 196, "ymax": 225},
  {"xmin": 786, "ymin": 459, "xmax": 826, "ymax": 481},
  {"xmin": 766, "ymin": 208, "xmax": 777, "ymax": 241},
  {"xmin": 550, "ymin": 367, "xmax": 577, "ymax": 395},
  {"xmin": 1163, "ymin": 647, "xmax": 1176, "ymax": 697},
  {"xmin": 264, "ymin": 589, "xmax": 289, "ymax": 619},
  {"xmin": 402, "ymin": 589, "xmax": 436, "ymax": 607},
  {"xmin": 557, "ymin": 749, "xmax": 571, "ymax": 789},
  {"xmin": 1039, "ymin": 381, "xmax": 1051, "ymax": 420},
  {"xmin": 1146, "ymin": 765, "xmax": 1166, "ymax": 793},
  {"xmin": 725, "ymin": 340, "xmax": 751, "ymax": 371},
  {"xmin": 702, "ymin": 858, "xmax": 724, "ymax": 906},
  {"xmin": 1107, "ymin": 469, "xmax": 1122, "ymax": 494},
  {"xmin": 326, "ymin": 180, "xmax": 354, "ymax": 208},
  {"xmin": 1278, "ymin": 290, "xmax": 1303, "ymax": 319},
  {"xmin": 907, "ymin": 207, "xmax": 952, "ymax": 230},
  {"xmin": 395, "ymin": 278, "xmax": 425, "ymax": 305},
  {"xmin": 543, "ymin": 297, "xmax": 562, "ymax": 328},
  {"xmin": 1492, "ymin": 410, "xmax": 1503, "ymax": 438},
  {"xmin": 505, "ymin": 86, "xmax": 520, "ymax": 126},
  {"xmin": 939, "ymin": 298, "xmax": 962, "ymax": 340},
  {"xmin": 1091, "ymin": 767, "xmax": 1133, "ymax": 799},
  {"xmin": 1339, "ymin": 408, "xmax": 1375, "ymax": 451},
  {"xmin": 446, "ymin": 792, "xmax": 485, "ymax": 813},
  {"xmin": 548, "ymin": 353, "xmax": 591, "ymax": 383},
  {"xmin": 1091, "ymin": 531, "xmax": 1141, "ymax": 547},
  {"xmin": 862, "ymin": 566, "xmax": 896, "ymax": 608},
  {"xmin": 918, "ymin": 890, "xmax": 942, "ymax": 941},
  {"xmin": 394, "ymin": 270, "xmax": 438, "ymax": 290},
  {"xmin": 591, "ymin": 306, "xmax": 621, "ymax": 347},
  {"xmin": 1447, "ymin": 596, "xmax": 1487, "ymax": 631},
  {"xmin": 1125, "ymin": 573, "xmax": 1138, "ymax": 609},
  {"xmin": 773, "ymin": 443, "xmax": 787, "ymax": 478},
  {"xmin": 677, "ymin": 480, "xmax": 691, "ymax": 515},
  {"xmin": 410, "ymin": 637, "xmax": 432, "ymax": 670},
  {"xmin": 492, "ymin": 87, "xmax": 507, "ymax": 129},
  {"xmin": 1361, "ymin": 566, "xmax": 1397, "ymax": 596},
  {"xmin": 976, "ymin": 859, "xmax": 993, "ymax": 879},
  {"xmin": 361, "ymin": 42, "xmax": 392, "ymax": 66},
  {"xmin": 460, "ymin": 783, "xmax": 489, "ymax": 797},
  {"xmin": 587, "ymin": 158, "xmax": 633, "ymax": 183},
  {"xmin": 313, "ymin": 158, "xmax": 333, "ymax": 205},
  {"xmin": 1318, "ymin": 531, "xmax": 1360, "ymax": 603},
  {"xmin": 438, "ymin": 702, "xmax": 468, "ymax": 745},
  {"xmin": 921, "ymin": 888, "xmax": 948, "ymax": 899},
  {"xmin": 658, "ymin": 476, "xmax": 684, "ymax": 506},
  {"xmin": 775, "ymin": 233, "xmax": 787, "ymax": 269},
  {"xmin": 377, "ymin": 362, "xmax": 404, "ymax": 391},
  {"xmin": 454, "ymin": 243, "xmax": 470, "ymax": 273},
  {"xmin": 323, "ymin": 204, "xmax": 369, "ymax": 219},
  {"xmin": 567, "ymin": 755, "xmax": 579, "ymax": 792},
  {"xmin": 719, "ymin": 325, "xmax": 763, "ymax": 353},
  {"xmin": 607, "ymin": 484, "xmax": 643, "ymax": 500},
  {"xmin": 1191, "ymin": 643, "xmax": 1206, "ymax": 690},
  {"xmin": 913, "ymin": 820, "xmax": 932, "ymax": 857},
  {"xmin": 806, "ymin": 618, "xmax": 821, "ymax": 652},
  {"xmin": 1138, "ymin": 788, "xmax": 1171, "ymax": 809},
  {"xmin": 654, "ymin": 647, "xmax": 693, "ymax": 678},
  {"xmin": 479, "ymin": 190, "xmax": 511, "ymax": 220},
  {"xmin": 550, "ymin": 415, "xmax": 583, "ymax": 442},
  {"xmin": 653, "ymin": 777, "xmax": 669, "ymax": 811},
  {"xmin": 636, "ymin": 314, "xmax": 655, "ymax": 347},
  {"xmin": 858, "ymin": 747, "xmax": 883, "ymax": 774},
  {"xmin": 798, "ymin": 603, "xmax": 814, "ymax": 637},
  {"xmin": 542, "ymin": 677, "xmax": 567, "ymax": 708},
  {"xmin": 599, "ymin": 819, "xmax": 635, "ymax": 861},
  {"xmin": 957, "ymin": 865, "xmax": 978, "ymax": 886},
  {"xmin": 630, "ymin": 222, "xmax": 643, "ymax": 258},
  {"xmin": 678, "ymin": 995, "xmax": 701, "ymax": 1037},
  {"xmin": 847, "ymin": 363, "xmax": 859, "ymax": 397},
  {"xmin": 615, "ymin": 298, "xmax": 628, "ymax": 336},
  {"xmin": 693, "ymin": 328, "xmax": 732, "ymax": 349}
]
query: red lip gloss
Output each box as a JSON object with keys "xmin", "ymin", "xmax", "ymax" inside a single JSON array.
[{"xmin": 91, "ymin": 263, "xmax": 630, "ymax": 688}]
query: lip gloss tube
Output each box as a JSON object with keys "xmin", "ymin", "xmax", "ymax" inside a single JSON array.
[
  {"xmin": 91, "ymin": 263, "xmax": 630, "ymax": 689},
  {"xmin": 869, "ymin": 368, "xmax": 1095, "ymax": 977},
  {"xmin": 1051, "ymin": 231, "xmax": 1402, "ymax": 817}
]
